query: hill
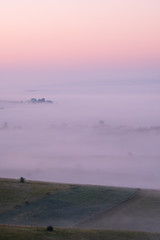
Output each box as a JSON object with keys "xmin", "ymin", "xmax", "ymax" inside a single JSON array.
[
  {"xmin": 0, "ymin": 178, "xmax": 160, "ymax": 233},
  {"xmin": 0, "ymin": 178, "xmax": 136, "ymax": 227},
  {"xmin": 76, "ymin": 189, "xmax": 160, "ymax": 232}
]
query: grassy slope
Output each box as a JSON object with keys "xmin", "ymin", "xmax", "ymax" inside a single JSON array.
[
  {"xmin": 1, "ymin": 178, "xmax": 160, "ymax": 233},
  {"xmin": 1, "ymin": 225, "xmax": 160, "ymax": 240},
  {"xmin": 0, "ymin": 178, "xmax": 136, "ymax": 227},
  {"xmin": 77, "ymin": 189, "xmax": 160, "ymax": 232},
  {"xmin": 0, "ymin": 178, "xmax": 72, "ymax": 214}
]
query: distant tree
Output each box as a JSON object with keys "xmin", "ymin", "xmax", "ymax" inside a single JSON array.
[
  {"xmin": 99, "ymin": 120, "xmax": 105, "ymax": 125},
  {"xmin": 3, "ymin": 122, "xmax": 8, "ymax": 129},
  {"xmin": 20, "ymin": 177, "xmax": 25, "ymax": 183},
  {"xmin": 46, "ymin": 100, "xmax": 53, "ymax": 104},
  {"xmin": 38, "ymin": 98, "xmax": 45, "ymax": 103},
  {"xmin": 29, "ymin": 98, "xmax": 53, "ymax": 104},
  {"xmin": 30, "ymin": 98, "xmax": 37, "ymax": 103}
]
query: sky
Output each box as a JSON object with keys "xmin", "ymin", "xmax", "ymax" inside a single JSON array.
[{"xmin": 0, "ymin": 0, "xmax": 160, "ymax": 91}]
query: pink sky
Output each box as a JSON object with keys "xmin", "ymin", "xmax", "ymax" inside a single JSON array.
[{"xmin": 0, "ymin": 0, "xmax": 160, "ymax": 70}]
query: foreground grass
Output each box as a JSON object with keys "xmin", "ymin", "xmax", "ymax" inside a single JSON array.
[
  {"xmin": 0, "ymin": 178, "xmax": 137, "ymax": 227},
  {"xmin": 1, "ymin": 178, "xmax": 160, "ymax": 233},
  {"xmin": 1, "ymin": 225, "xmax": 160, "ymax": 240},
  {"xmin": 0, "ymin": 178, "xmax": 73, "ymax": 214}
]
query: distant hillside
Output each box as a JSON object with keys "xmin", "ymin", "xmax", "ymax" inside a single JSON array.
[{"xmin": 0, "ymin": 178, "xmax": 160, "ymax": 233}]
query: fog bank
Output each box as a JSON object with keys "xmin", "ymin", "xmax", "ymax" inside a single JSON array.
[{"xmin": 0, "ymin": 92, "xmax": 160, "ymax": 189}]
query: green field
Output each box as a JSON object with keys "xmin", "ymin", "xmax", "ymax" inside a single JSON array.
[
  {"xmin": 0, "ymin": 178, "xmax": 72, "ymax": 214},
  {"xmin": 1, "ymin": 178, "xmax": 160, "ymax": 235},
  {"xmin": 0, "ymin": 178, "xmax": 136, "ymax": 227},
  {"xmin": 1, "ymin": 225, "xmax": 160, "ymax": 240}
]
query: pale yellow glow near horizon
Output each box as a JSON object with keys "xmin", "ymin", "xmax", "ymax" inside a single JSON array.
[{"xmin": 0, "ymin": 0, "xmax": 160, "ymax": 68}]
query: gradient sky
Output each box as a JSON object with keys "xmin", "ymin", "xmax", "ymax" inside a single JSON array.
[{"xmin": 0, "ymin": 0, "xmax": 160, "ymax": 89}]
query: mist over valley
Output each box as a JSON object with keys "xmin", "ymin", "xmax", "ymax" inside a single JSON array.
[{"xmin": 1, "ymin": 90, "xmax": 160, "ymax": 189}]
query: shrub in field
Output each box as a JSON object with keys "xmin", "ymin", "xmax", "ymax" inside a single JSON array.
[
  {"xmin": 20, "ymin": 177, "xmax": 25, "ymax": 183},
  {"xmin": 46, "ymin": 225, "xmax": 54, "ymax": 231}
]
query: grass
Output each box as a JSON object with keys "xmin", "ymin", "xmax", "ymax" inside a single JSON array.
[
  {"xmin": 1, "ymin": 178, "xmax": 160, "ymax": 233},
  {"xmin": 0, "ymin": 225, "xmax": 160, "ymax": 240},
  {"xmin": 0, "ymin": 178, "xmax": 73, "ymax": 214},
  {"xmin": 0, "ymin": 178, "xmax": 137, "ymax": 227},
  {"xmin": 78, "ymin": 189, "xmax": 160, "ymax": 232}
]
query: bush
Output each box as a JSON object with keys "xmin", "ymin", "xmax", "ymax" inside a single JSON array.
[
  {"xmin": 46, "ymin": 225, "xmax": 54, "ymax": 231},
  {"xmin": 20, "ymin": 177, "xmax": 25, "ymax": 183}
]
